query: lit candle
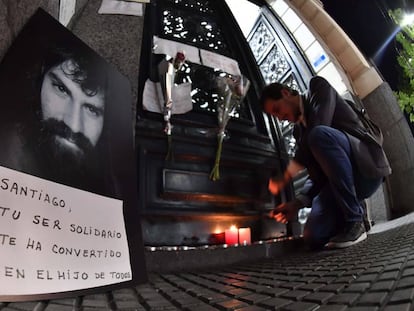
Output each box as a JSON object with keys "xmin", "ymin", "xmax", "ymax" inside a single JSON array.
[
  {"xmin": 225, "ymin": 225, "xmax": 238, "ymax": 245},
  {"xmin": 238, "ymin": 228, "xmax": 251, "ymax": 245},
  {"xmin": 209, "ymin": 232, "xmax": 225, "ymax": 245}
]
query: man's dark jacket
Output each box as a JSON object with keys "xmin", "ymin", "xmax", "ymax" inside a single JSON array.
[{"xmin": 293, "ymin": 76, "xmax": 391, "ymax": 200}]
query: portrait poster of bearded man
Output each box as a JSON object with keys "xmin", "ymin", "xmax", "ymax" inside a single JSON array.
[
  {"xmin": 0, "ymin": 9, "xmax": 146, "ymax": 300},
  {"xmin": 0, "ymin": 10, "xmax": 124, "ymax": 198}
]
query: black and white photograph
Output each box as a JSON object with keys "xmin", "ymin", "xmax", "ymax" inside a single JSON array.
[
  {"xmin": 0, "ymin": 9, "xmax": 146, "ymax": 301},
  {"xmin": 1, "ymin": 11, "xmax": 122, "ymax": 197}
]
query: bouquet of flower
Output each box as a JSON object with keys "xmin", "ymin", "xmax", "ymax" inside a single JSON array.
[
  {"xmin": 159, "ymin": 51, "xmax": 186, "ymax": 161},
  {"xmin": 210, "ymin": 74, "xmax": 250, "ymax": 181}
]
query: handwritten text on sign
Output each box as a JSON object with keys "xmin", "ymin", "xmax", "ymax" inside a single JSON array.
[{"xmin": 0, "ymin": 165, "xmax": 131, "ymax": 296}]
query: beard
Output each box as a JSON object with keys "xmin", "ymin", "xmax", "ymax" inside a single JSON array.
[{"xmin": 35, "ymin": 118, "xmax": 100, "ymax": 186}]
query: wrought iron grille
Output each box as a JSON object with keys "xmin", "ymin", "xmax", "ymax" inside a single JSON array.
[
  {"xmin": 280, "ymin": 73, "xmax": 300, "ymax": 156},
  {"xmin": 174, "ymin": 62, "xmax": 248, "ymax": 119},
  {"xmin": 163, "ymin": 0, "xmax": 214, "ymax": 13},
  {"xmin": 259, "ymin": 45, "xmax": 291, "ymax": 84},
  {"xmin": 160, "ymin": 6, "xmax": 228, "ymax": 54},
  {"xmin": 247, "ymin": 14, "xmax": 309, "ymax": 157},
  {"xmin": 155, "ymin": 0, "xmax": 251, "ymax": 121},
  {"xmin": 248, "ymin": 21, "xmax": 275, "ymax": 61},
  {"xmin": 283, "ymin": 72, "xmax": 300, "ymax": 91}
]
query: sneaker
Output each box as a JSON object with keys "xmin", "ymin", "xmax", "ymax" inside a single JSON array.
[
  {"xmin": 361, "ymin": 200, "xmax": 373, "ymax": 232},
  {"xmin": 325, "ymin": 221, "xmax": 367, "ymax": 249}
]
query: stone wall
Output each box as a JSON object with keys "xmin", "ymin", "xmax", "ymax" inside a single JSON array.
[
  {"xmin": 1, "ymin": 1, "xmax": 58, "ymax": 60},
  {"xmin": 71, "ymin": 0, "xmax": 144, "ymax": 114},
  {"xmin": 363, "ymin": 82, "xmax": 414, "ymax": 218}
]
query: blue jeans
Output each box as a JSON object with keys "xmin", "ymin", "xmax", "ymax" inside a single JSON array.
[{"xmin": 303, "ymin": 126, "xmax": 382, "ymax": 249}]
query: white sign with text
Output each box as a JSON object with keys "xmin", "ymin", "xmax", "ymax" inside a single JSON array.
[
  {"xmin": 142, "ymin": 79, "xmax": 193, "ymax": 115},
  {"xmin": 0, "ymin": 165, "xmax": 132, "ymax": 296}
]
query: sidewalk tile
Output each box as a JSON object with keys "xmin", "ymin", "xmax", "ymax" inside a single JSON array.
[
  {"xmin": 317, "ymin": 305, "xmax": 348, "ymax": 311},
  {"xmin": 328, "ymin": 293, "xmax": 361, "ymax": 305},
  {"xmin": 348, "ymin": 306, "xmax": 379, "ymax": 311},
  {"xmin": 344, "ymin": 282, "xmax": 371, "ymax": 292},
  {"xmin": 227, "ymin": 288, "xmax": 254, "ymax": 298},
  {"xmin": 396, "ymin": 276, "xmax": 414, "ymax": 289},
  {"xmin": 235, "ymin": 306, "xmax": 267, "ymax": 311},
  {"xmin": 257, "ymin": 286, "xmax": 289, "ymax": 297},
  {"xmin": 302, "ymin": 291, "xmax": 335, "ymax": 304},
  {"xmin": 319, "ymin": 283, "xmax": 346, "ymax": 293},
  {"xmin": 355, "ymin": 274, "xmax": 378, "ymax": 283},
  {"xmin": 369, "ymin": 280, "xmax": 395, "ymax": 291},
  {"xmin": 282, "ymin": 301, "xmax": 319, "ymax": 311},
  {"xmin": 280, "ymin": 282, "xmax": 306, "ymax": 290},
  {"xmin": 383, "ymin": 303, "xmax": 412, "ymax": 311},
  {"xmin": 199, "ymin": 292, "xmax": 230, "ymax": 304},
  {"xmin": 402, "ymin": 267, "xmax": 414, "ymax": 277},
  {"xmin": 184, "ymin": 304, "xmax": 220, "ymax": 311},
  {"xmin": 215, "ymin": 299, "xmax": 248, "ymax": 311},
  {"xmin": 378, "ymin": 271, "xmax": 399, "ymax": 281},
  {"xmin": 257, "ymin": 297, "xmax": 292, "ymax": 309},
  {"xmin": 384, "ymin": 263, "xmax": 404, "ymax": 272},
  {"xmin": 280, "ymin": 290, "xmax": 310, "ymax": 300},
  {"xmin": 356, "ymin": 292, "xmax": 388, "ymax": 306},
  {"xmin": 389, "ymin": 288, "xmax": 414, "ymax": 303},
  {"xmin": 299, "ymin": 283, "xmax": 325, "ymax": 292},
  {"xmin": 238, "ymin": 293, "xmax": 271, "ymax": 304}
]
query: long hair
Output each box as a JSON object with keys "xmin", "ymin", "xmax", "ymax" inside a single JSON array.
[
  {"xmin": 34, "ymin": 45, "xmax": 110, "ymax": 148},
  {"xmin": 38, "ymin": 46, "xmax": 108, "ymax": 99}
]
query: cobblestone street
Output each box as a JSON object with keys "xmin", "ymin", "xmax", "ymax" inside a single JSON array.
[{"xmin": 3, "ymin": 214, "xmax": 414, "ymax": 310}]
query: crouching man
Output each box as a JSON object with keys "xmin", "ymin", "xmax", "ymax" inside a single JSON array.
[{"xmin": 260, "ymin": 76, "xmax": 391, "ymax": 249}]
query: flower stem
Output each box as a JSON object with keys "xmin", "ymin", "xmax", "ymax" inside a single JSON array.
[
  {"xmin": 165, "ymin": 134, "xmax": 174, "ymax": 161},
  {"xmin": 210, "ymin": 133, "xmax": 224, "ymax": 181}
]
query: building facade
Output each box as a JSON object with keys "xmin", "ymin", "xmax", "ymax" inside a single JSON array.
[{"xmin": 1, "ymin": 0, "xmax": 413, "ymax": 247}]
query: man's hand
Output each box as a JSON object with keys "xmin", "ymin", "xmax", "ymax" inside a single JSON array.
[
  {"xmin": 268, "ymin": 176, "xmax": 285, "ymax": 195},
  {"xmin": 268, "ymin": 161, "xmax": 305, "ymax": 195},
  {"xmin": 268, "ymin": 169, "xmax": 295, "ymax": 195},
  {"xmin": 270, "ymin": 199, "xmax": 303, "ymax": 224}
]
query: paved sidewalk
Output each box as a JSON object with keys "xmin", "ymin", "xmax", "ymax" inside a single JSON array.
[{"xmin": 2, "ymin": 215, "xmax": 414, "ymax": 311}]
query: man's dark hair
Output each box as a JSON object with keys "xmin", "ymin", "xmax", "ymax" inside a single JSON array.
[
  {"xmin": 259, "ymin": 83, "xmax": 299, "ymax": 111},
  {"xmin": 32, "ymin": 44, "xmax": 110, "ymax": 145},
  {"xmin": 39, "ymin": 45, "xmax": 108, "ymax": 98},
  {"xmin": 0, "ymin": 10, "xmax": 117, "ymax": 197}
]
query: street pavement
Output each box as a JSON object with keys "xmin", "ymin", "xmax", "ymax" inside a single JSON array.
[{"xmin": 2, "ymin": 213, "xmax": 414, "ymax": 311}]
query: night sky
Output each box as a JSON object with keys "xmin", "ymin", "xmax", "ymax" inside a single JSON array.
[{"xmin": 321, "ymin": 0, "xmax": 414, "ymax": 90}]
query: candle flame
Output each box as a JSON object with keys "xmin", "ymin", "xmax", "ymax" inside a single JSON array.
[{"xmin": 230, "ymin": 225, "xmax": 237, "ymax": 231}]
